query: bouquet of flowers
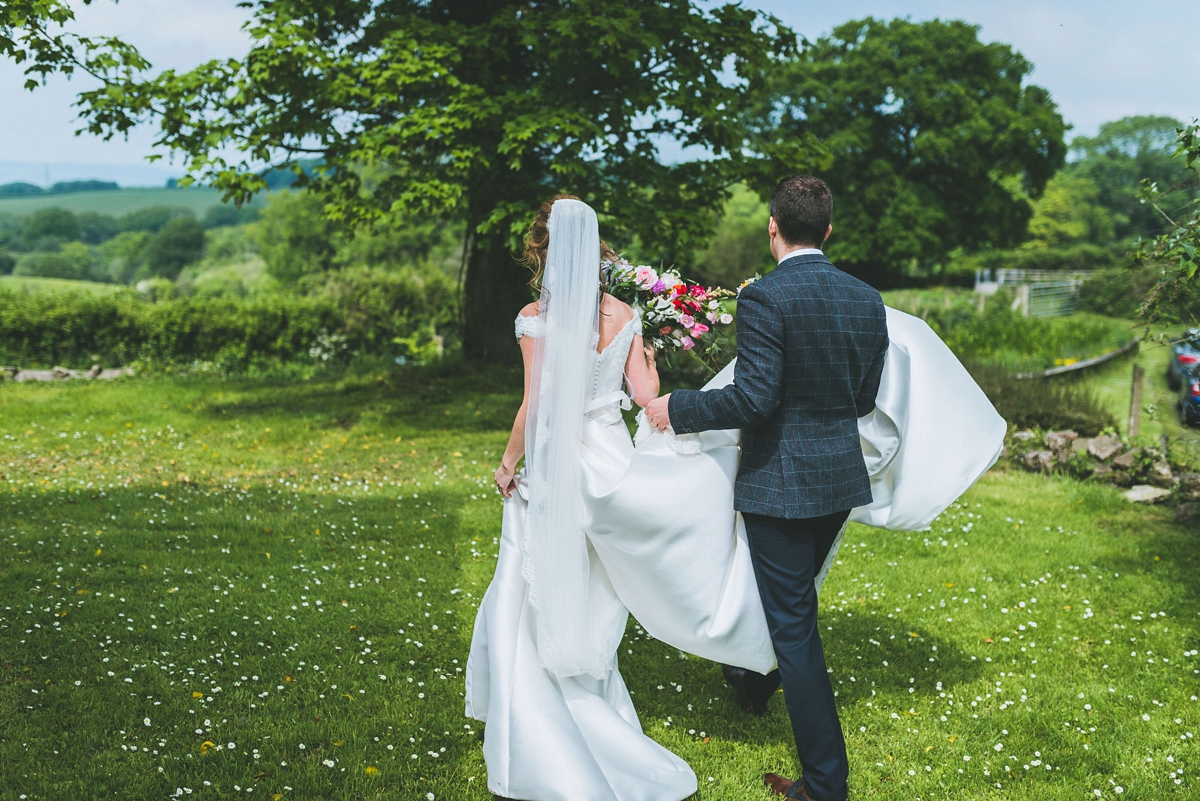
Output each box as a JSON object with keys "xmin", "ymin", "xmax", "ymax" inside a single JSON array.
[{"xmin": 603, "ymin": 256, "xmax": 742, "ymax": 371}]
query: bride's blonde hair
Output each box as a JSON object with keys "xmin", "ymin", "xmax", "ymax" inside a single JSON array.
[{"xmin": 521, "ymin": 194, "xmax": 617, "ymax": 293}]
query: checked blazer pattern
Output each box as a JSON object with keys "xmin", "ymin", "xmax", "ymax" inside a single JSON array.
[{"xmin": 669, "ymin": 254, "xmax": 888, "ymax": 519}]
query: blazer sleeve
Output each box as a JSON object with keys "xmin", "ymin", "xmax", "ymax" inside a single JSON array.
[
  {"xmin": 669, "ymin": 283, "xmax": 784, "ymax": 434},
  {"xmin": 855, "ymin": 336, "xmax": 887, "ymax": 418}
]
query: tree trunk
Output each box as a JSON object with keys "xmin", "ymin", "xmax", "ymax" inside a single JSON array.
[{"xmin": 462, "ymin": 231, "xmax": 530, "ymax": 361}]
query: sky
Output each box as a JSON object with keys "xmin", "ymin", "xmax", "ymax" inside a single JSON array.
[{"xmin": 0, "ymin": 0, "xmax": 1196, "ymax": 185}]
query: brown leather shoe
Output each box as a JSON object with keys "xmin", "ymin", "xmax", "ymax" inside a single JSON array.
[
  {"xmin": 763, "ymin": 773, "xmax": 811, "ymax": 799},
  {"xmin": 722, "ymin": 664, "xmax": 769, "ymax": 715}
]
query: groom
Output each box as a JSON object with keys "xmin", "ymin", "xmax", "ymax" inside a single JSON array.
[{"xmin": 646, "ymin": 175, "xmax": 888, "ymax": 801}]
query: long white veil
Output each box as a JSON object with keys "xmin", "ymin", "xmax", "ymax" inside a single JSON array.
[{"xmin": 522, "ymin": 199, "xmax": 610, "ymax": 679}]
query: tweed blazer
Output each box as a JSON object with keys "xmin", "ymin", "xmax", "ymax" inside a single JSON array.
[{"xmin": 669, "ymin": 254, "xmax": 888, "ymax": 519}]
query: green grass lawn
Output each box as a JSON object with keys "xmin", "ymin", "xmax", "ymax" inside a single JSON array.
[
  {"xmin": 1, "ymin": 369, "xmax": 1198, "ymax": 800},
  {"xmin": 0, "ymin": 275, "xmax": 128, "ymax": 297},
  {"xmin": 0, "ymin": 187, "xmax": 266, "ymax": 217}
]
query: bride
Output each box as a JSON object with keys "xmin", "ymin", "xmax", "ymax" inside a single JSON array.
[{"xmin": 465, "ymin": 196, "xmax": 1005, "ymax": 801}]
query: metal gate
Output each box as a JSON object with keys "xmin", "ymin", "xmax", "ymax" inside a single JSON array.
[
  {"xmin": 1027, "ymin": 279, "xmax": 1085, "ymax": 317},
  {"xmin": 975, "ymin": 269, "xmax": 1092, "ymax": 318}
]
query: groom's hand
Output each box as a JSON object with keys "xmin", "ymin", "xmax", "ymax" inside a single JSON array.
[{"xmin": 645, "ymin": 393, "xmax": 672, "ymax": 431}]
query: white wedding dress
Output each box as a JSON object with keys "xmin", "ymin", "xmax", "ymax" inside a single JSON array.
[{"xmin": 465, "ymin": 306, "xmax": 1005, "ymax": 801}]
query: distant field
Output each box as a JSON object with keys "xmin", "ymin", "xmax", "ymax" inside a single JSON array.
[
  {"xmin": 0, "ymin": 187, "xmax": 265, "ymax": 217},
  {"xmin": 0, "ymin": 275, "xmax": 127, "ymax": 295}
]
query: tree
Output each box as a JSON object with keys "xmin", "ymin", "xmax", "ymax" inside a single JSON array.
[
  {"xmin": 21, "ymin": 206, "xmax": 79, "ymax": 250},
  {"xmin": 1136, "ymin": 123, "xmax": 1200, "ymax": 323},
  {"xmin": 98, "ymin": 230, "xmax": 149, "ymax": 283},
  {"xmin": 75, "ymin": 1, "xmax": 821, "ymax": 359},
  {"xmin": 118, "ymin": 205, "xmax": 192, "ymax": 234},
  {"xmin": 761, "ymin": 18, "xmax": 1066, "ymax": 285},
  {"xmin": 12, "ymin": 241, "xmax": 93, "ymax": 279},
  {"xmin": 256, "ymin": 190, "xmax": 339, "ymax": 285},
  {"xmin": 0, "ymin": 182, "xmax": 44, "ymax": 196},
  {"xmin": 2, "ymin": 1, "xmax": 145, "ymax": 89},
  {"xmin": 691, "ymin": 185, "xmax": 775, "ymax": 289},
  {"xmin": 143, "ymin": 216, "xmax": 205, "ymax": 279},
  {"xmin": 77, "ymin": 211, "xmax": 119, "ymax": 244},
  {"xmin": 1024, "ymin": 173, "xmax": 1115, "ymax": 249},
  {"xmin": 201, "ymin": 204, "xmax": 259, "ymax": 230},
  {"xmin": 1068, "ymin": 115, "xmax": 1198, "ymax": 243}
]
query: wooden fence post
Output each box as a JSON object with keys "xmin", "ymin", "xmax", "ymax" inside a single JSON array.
[{"xmin": 1129, "ymin": 364, "xmax": 1145, "ymax": 438}]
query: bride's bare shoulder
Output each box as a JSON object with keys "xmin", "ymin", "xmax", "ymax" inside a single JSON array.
[
  {"xmin": 601, "ymin": 294, "xmax": 634, "ymax": 323},
  {"xmin": 518, "ymin": 301, "xmax": 539, "ymax": 318}
]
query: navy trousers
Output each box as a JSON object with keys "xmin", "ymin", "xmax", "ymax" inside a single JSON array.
[{"xmin": 743, "ymin": 510, "xmax": 850, "ymax": 801}]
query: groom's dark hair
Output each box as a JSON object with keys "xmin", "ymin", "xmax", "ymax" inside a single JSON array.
[{"xmin": 770, "ymin": 175, "xmax": 832, "ymax": 247}]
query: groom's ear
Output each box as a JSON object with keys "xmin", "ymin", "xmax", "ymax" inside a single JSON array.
[
  {"xmin": 823, "ymin": 223, "xmax": 833, "ymax": 244},
  {"xmin": 768, "ymin": 216, "xmax": 779, "ymax": 239}
]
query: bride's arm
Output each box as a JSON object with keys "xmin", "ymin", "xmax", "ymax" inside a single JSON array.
[
  {"xmin": 624, "ymin": 333, "xmax": 660, "ymax": 408},
  {"xmin": 494, "ymin": 332, "xmax": 537, "ymax": 498}
]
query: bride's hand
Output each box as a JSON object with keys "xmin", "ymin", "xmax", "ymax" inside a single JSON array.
[{"xmin": 494, "ymin": 462, "xmax": 518, "ymax": 498}]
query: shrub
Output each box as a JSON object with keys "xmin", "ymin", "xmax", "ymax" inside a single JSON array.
[
  {"xmin": 13, "ymin": 252, "xmax": 78, "ymax": 279},
  {"xmin": 967, "ymin": 362, "xmax": 1116, "ymax": 436},
  {"xmin": 191, "ymin": 266, "xmax": 249, "ymax": 298},
  {"xmin": 0, "ymin": 213, "xmax": 19, "ymax": 249},
  {"xmin": 77, "ymin": 212, "xmax": 120, "ymax": 245},
  {"xmin": 914, "ymin": 294, "xmax": 1133, "ymax": 372},
  {"xmin": 21, "ymin": 207, "xmax": 80, "ymax": 250},
  {"xmin": 0, "ymin": 251, "xmax": 14, "ymax": 276},
  {"xmin": 203, "ymin": 224, "xmax": 259, "ymax": 265},
  {"xmin": 144, "ymin": 217, "xmax": 206, "ymax": 279},
  {"xmin": 691, "ymin": 185, "xmax": 775, "ymax": 289},
  {"xmin": 48, "ymin": 180, "xmax": 120, "ymax": 194},
  {"xmin": 0, "ymin": 181, "xmax": 43, "ymax": 197},
  {"xmin": 0, "ymin": 264, "xmax": 458, "ymax": 372},
  {"xmin": 1078, "ymin": 266, "xmax": 1200, "ymax": 323},
  {"xmin": 118, "ymin": 206, "xmax": 194, "ymax": 234},
  {"xmin": 317, "ymin": 265, "xmax": 460, "ymax": 355},
  {"xmin": 136, "ymin": 277, "xmax": 178, "ymax": 302},
  {"xmin": 950, "ymin": 243, "xmax": 1118, "ymax": 278},
  {"xmin": 257, "ymin": 190, "xmax": 338, "ymax": 283},
  {"xmin": 99, "ymin": 231, "xmax": 150, "ymax": 284},
  {"xmin": 12, "ymin": 242, "xmax": 95, "ymax": 280},
  {"xmin": 202, "ymin": 204, "xmax": 260, "ymax": 229}
]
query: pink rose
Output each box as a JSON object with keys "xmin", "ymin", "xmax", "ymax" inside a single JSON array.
[
  {"xmin": 690, "ymin": 323, "xmax": 709, "ymax": 336},
  {"xmin": 634, "ymin": 266, "xmax": 659, "ymax": 289}
]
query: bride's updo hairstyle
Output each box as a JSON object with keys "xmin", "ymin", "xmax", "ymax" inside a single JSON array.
[{"xmin": 521, "ymin": 194, "xmax": 617, "ymax": 293}]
